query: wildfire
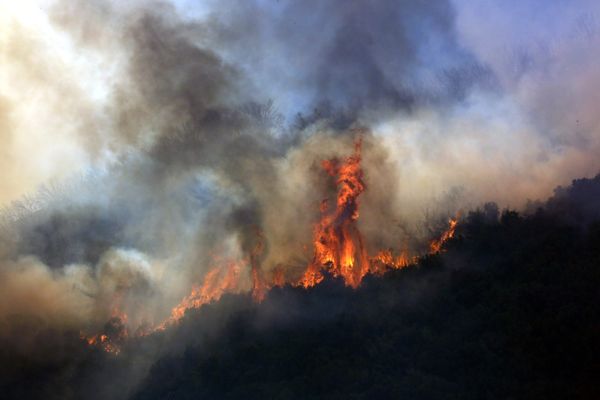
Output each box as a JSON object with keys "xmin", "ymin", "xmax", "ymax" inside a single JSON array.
[
  {"xmin": 370, "ymin": 249, "xmax": 415, "ymax": 274},
  {"xmin": 157, "ymin": 232, "xmax": 267, "ymax": 330},
  {"xmin": 250, "ymin": 230, "xmax": 268, "ymax": 302},
  {"xmin": 83, "ymin": 331, "xmax": 122, "ymax": 355},
  {"xmin": 429, "ymin": 217, "xmax": 458, "ymax": 254},
  {"xmin": 157, "ymin": 258, "xmax": 244, "ymax": 330},
  {"xmin": 297, "ymin": 139, "xmax": 370, "ymax": 288},
  {"xmin": 81, "ymin": 313, "xmax": 129, "ymax": 355},
  {"xmin": 271, "ymin": 266, "xmax": 286, "ymax": 288},
  {"xmin": 296, "ymin": 138, "xmax": 453, "ymax": 289},
  {"xmin": 83, "ymin": 138, "xmax": 460, "ymax": 353}
]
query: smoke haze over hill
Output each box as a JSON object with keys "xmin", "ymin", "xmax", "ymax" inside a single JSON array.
[{"xmin": 0, "ymin": 1, "xmax": 599, "ymax": 399}]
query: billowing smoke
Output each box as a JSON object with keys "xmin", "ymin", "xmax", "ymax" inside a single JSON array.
[{"xmin": 0, "ymin": 0, "xmax": 599, "ymax": 397}]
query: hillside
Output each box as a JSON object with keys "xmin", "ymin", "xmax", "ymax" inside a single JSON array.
[
  {"xmin": 131, "ymin": 177, "xmax": 600, "ymax": 400},
  {"xmin": 1, "ymin": 176, "xmax": 599, "ymax": 400}
]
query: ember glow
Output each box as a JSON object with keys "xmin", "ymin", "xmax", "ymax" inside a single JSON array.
[{"xmin": 82, "ymin": 318, "xmax": 127, "ymax": 355}]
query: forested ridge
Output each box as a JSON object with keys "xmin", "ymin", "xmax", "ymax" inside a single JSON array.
[
  {"xmin": 132, "ymin": 175, "xmax": 600, "ymax": 400},
  {"xmin": 2, "ymin": 176, "xmax": 599, "ymax": 400}
]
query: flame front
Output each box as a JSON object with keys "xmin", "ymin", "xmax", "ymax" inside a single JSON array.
[
  {"xmin": 83, "ymin": 138, "xmax": 460, "ymax": 352},
  {"xmin": 158, "ymin": 258, "xmax": 244, "ymax": 330},
  {"xmin": 298, "ymin": 139, "xmax": 370, "ymax": 288},
  {"xmin": 429, "ymin": 217, "xmax": 458, "ymax": 254},
  {"xmin": 297, "ymin": 139, "xmax": 459, "ymax": 289},
  {"xmin": 370, "ymin": 249, "xmax": 415, "ymax": 274}
]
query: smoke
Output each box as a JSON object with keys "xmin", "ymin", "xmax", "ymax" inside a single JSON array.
[
  {"xmin": 0, "ymin": 247, "xmax": 167, "ymax": 330},
  {"xmin": 202, "ymin": 0, "xmax": 495, "ymax": 120},
  {"xmin": 1, "ymin": 0, "xmax": 600, "ymax": 397},
  {"xmin": 0, "ymin": 258, "xmax": 92, "ymax": 328}
]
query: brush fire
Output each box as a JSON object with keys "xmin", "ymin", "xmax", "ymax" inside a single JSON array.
[
  {"xmin": 82, "ymin": 139, "xmax": 459, "ymax": 354},
  {"xmin": 2, "ymin": 2, "xmax": 598, "ymax": 398}
]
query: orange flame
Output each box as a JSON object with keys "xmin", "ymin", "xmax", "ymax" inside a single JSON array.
[
  {"xmin": 429, "ymin": 217, "xmax": 458, "ymax": 254},
  {"xmin": 83, "ymin": 139, "xmax": 461, "ymax": 353},
  {"xmin": 296, "ymin": 140, "xmax": 459, "ymax": 289},
  {"xmin": 271, "ymin": 266, "xmax": 285, "ymax": 288},
  {"xmin": 157, "ymin": 258, "xmax": 244, "ymax": 330},
  {"xmin": 297, "ymin": 138, "xmax": 370, "ymax": 288},
  {"xmin": 155, "ymin": 229, "xmax": 269, "ymax": 329},
  {"xmin": 81, "ymin": 311, "xmax": 129, "ymax": 354},
  {"xmin": 369, "ymin": 249, "xmax": 415, "ymax": 274},
  {"xmin": 250, "ymin": 230, "xmax": 268, "ymax": 302}
]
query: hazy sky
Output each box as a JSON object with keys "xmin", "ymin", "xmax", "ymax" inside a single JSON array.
[{"xmin": 1, "ymin": 0, "xmax": 599, "ymax": 207}]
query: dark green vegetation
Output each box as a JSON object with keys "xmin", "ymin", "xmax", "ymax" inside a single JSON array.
[{"xmin": 133, "ymin": 177, "xmax": 600, "ymax": 400}]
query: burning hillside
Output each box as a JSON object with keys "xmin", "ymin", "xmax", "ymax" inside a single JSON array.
[
  {"xmin": 82, "ymin": 139, "xmax": 459, "ymax": 353},
  {"xmin": 1, "ymin": 1, "xmax": 600, "ymax": 399}
]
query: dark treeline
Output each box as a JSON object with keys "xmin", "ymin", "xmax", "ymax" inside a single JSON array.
[
  {"xmin": 1, "ymin": 175, "xmax": 600, "ymax": 400},
  {"xmin": 132, "ymin": 175, "xmax": 600, "ymax": 400}
]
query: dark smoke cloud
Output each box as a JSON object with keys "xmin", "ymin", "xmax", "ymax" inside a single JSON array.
[
  {"xmin": 205, "ymin": 0, "xmax": 496, "ymax": 122},
  {"xmin": 50, "ymin": 1, "xmax": 244, "ymax": 148},
  {"xmin": 2, "ymin": 0, "xmax": 591, "ymax": 335}
]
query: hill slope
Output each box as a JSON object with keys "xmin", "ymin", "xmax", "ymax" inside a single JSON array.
[{"xmin": 133, "ymin": 177, "xmax": 600, "ymax": 400}]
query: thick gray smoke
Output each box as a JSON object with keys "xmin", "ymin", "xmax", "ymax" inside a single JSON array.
[
  {"xmin": 204, "ymin": 0, "xmax": 495, "ymax": 122},
  {"xmin": 1, "ymin": 0, "xmax": 599, "ymax": 397},
  {"xmin": 0, "ymin": 0, "xmax": 451, "ymax": 344}
]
